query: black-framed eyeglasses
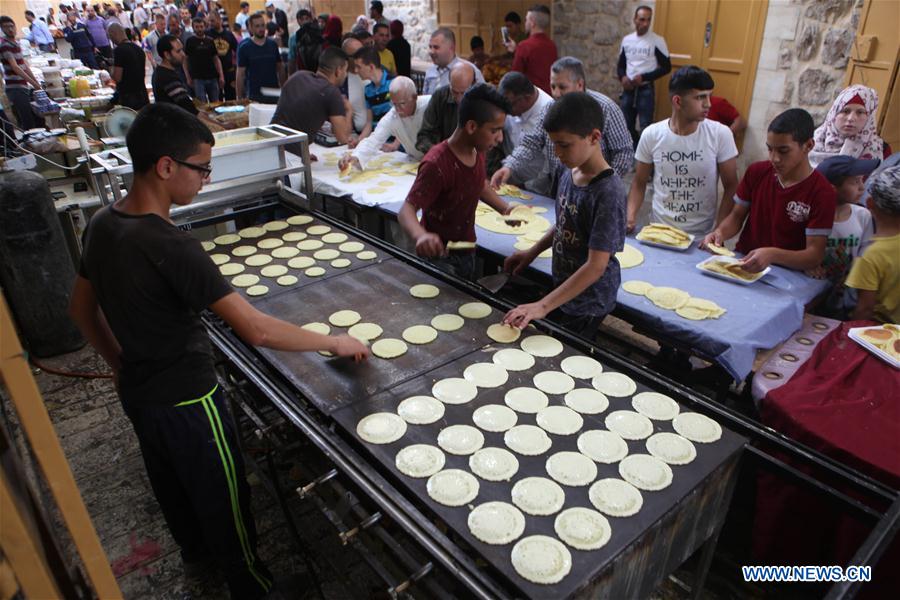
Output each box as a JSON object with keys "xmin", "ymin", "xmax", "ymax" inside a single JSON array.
[{"xmin": 172, "ymin": 158, "xmax": 213, "ymax": 178}]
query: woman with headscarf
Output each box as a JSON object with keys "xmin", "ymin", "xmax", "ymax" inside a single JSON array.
[
  {"xmin": 322, "ymin": 15, "xmax": 342, "ymax": 49},
  {"xmin": 354, "ymin": 14, "xmax": 370, "ymax": 33},
  {"xmin": 387, "ymin": 19, "xmax": 411, "ymax": 77},
  {"xmin": 810, "ymin": 85, "xmax": 890, "ymax": 167}
]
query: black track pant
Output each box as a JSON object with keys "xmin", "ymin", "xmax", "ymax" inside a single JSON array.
[{"xmin": 123, "ymin": 385, "xmax": 273, "ymax": 599}]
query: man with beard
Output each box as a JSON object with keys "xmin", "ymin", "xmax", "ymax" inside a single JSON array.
[
  {"xmin": 207, "ymin": 10, "xmax": 237, "ymax": 100},
  {"xmin": 236, "ymin": 12, "xmax": 284, "ymax": 102}
]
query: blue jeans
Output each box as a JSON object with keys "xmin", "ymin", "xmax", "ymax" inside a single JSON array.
[
  {"xmin": 620, "ymin": 84, "xmax": 655, "ymax": 146},
  {"xmin": 192, "ymin": 79, "xmax": 220, "ymax": 103}
]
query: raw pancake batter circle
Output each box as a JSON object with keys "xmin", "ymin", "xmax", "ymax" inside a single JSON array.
[
  {"xmin": 604, "ymin": 410, "xmax": 654, "ymax": 440},
  {"xmin": 245, "ymin": 254, "xmax": 273, "ymax": 267},
  {"xmin": 469, "ymin": 447, "xmax": 520, "ymax": 481},
  {"xmin": 622, "ymin": 280, "xmax": 654, "ymax": 295},
  {"xmin": 577, "ymin": 430, "xmax": 629, "ymax": 464},
  {"xmin": 329, "ymin": 310, "xmax": 361, "ymax": 327},
  {"xmin": 347, "ymin": 322, "xmax": 382, "ymax": 341},
  {"xmin": 632, "ymin": 391, "xmax": 680, "ymax": 421},
  {"xmin": 467, "ymin": 501, "xmax": 525, "ymax": 545},
  {"xmin": 591, "ymin": 372, "xmax": 637, "ymax": 397},
  {"xmin": 356, "ymin": 412, "xmax": 407, "ymax": 444},
  {"xmin": 458, "ymin": 302, "xmax": 492, "ymax": 319},
  {"xmin": 287, "ymin": 256, "xmax": 315, "ymax": 269},
  {"xmin": 397, "ymin": 395, "xmax": 444, "ymax": 424},
  {"xmin": 231, "ymin": 273, "xmax": 259, "ymax": 288},
  {"xmin": 338, "ymin": 241, "xmax": 364, "ymax": 253},
  {"xmin": 503, "ymin": 387, "xmax": 549, "ymax": 414},
  {"xmin": 304, "ymin": 266, "xmax": 326, "ymax": 277},
  {"xmin": 520, "ymin": 335, "xmax": 564, "ymax": 357},
  {"xmin": 260, "ymin": 264, "xmax": 288, "ymax": 278},
  {"xmin": 431, "ymin": 378, "xmax": 477, "ymax": 404},
  {"xmin": 463, "ymin": 363, "xmax": 509, "ymax": 388},
  {"xmin": 535, "ymin": 406, "xmax": 583, "ymax": 435},
  {"xmin": 588, "ymin": 478, "xmax": 643, "ymax": 517},
  {"xmin": 276, "ymin": 275, "xmax": 298, "ymax": 286},
  {"xmin": 504, "ymin": 425, "xmax": 552, "ymax": 456},
  {"xmin": 492, "ymin": 348, "xmax": 535, "ymax": 371},
  {"xmin": 646, "ymin": 432, "xmax": 696, "ymax": 465},
  {"xmin": 618, "ymin": 454, "xmax": 673, "ymax": 491},
  {"xmin": 246, "ymin": 285, "xmax": 269, "ymax": 297},
  {"xmin": 560, "ymin": 355, "xmax": 604, "ymax": 379},
  {"xmin": 511, "ymin": 535, "xmax": 572, "ymax": 585},
  {"xmin": 301, "ymin": 322, "xmax": 330, "ymax": 335},
  {"xmin": 371, "ymin": 338, "xmax": 408, "ymax": 359},
  {"xmin": 219, "ymin": 263, "xmax": 245, "ymax": 276},
  {"xmin": 533, "ymin": 371, "xmax": 575, "ymax": 395},
  {"xmin": 426, "ymin": 469, "xmax": 479, "ymax": 507},
  {"xmin": 511, "ymin": 477, "xmax": 565, "ymax": 516},
  {"xmin": 402, "ymin": 325, "xmax": 438, "ymax": 345},
  {"xmin": 395, "ymin": 444, "xmax": 445, "ymax": 478},
  {"xmin": 554, "ymin": 507, "xmax": 612, "ymax": 550},
  {"xmin": 564, "ymin": 388, "xmax": 609, "ymax": 414},
  {"xmin": 672, "ymin": 412, "xmax": 722, "ymax": 443},
  {"xmin": 409, "ymin": 284, "xmax": 440, "ymax": 298},
  {"xmin": 545, "ymin": 451, "xmax": 598, "ymax": 486},
  {"xmin": 472, "ymin": 404, "xmax": 518, "ymax": 432},
  {"xmin": 232, "ymin": 245, "xmax": 257, "ymax": 257},
  {"xmin": 487, "ymin": 323, "xmax": 521, "ymax": 343},
  {"xmin": 431, "ymin": 314, "xmax": 465, "ymax": 332}
]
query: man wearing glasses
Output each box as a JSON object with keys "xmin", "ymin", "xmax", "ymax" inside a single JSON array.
[
  {"xmin": 339, "ymin": 76, "xmax": 430, "ymax": 172},
  {"xmin": 69, "ymin": 103, "xmax": 368, "ymax": 598}
]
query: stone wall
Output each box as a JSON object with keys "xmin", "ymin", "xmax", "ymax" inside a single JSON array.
[
  {"xmin": 380, "ymin": 0, "xmax": 438, "ymax": 61},
  {"xmin": 743, "ymin": 0, "xmax": 863, "ymax": 167},
  {"xmin": 551, "ymin": 0, "xmax": 650, "ymax": 98}
]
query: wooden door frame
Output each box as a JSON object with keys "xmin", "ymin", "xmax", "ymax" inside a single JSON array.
[{"xmin": 652, "ymin": 0, "xmax": 769, "ymax": 130}]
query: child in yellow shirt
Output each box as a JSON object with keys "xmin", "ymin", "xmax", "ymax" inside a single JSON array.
[{"xmin": 846, "ymin": 165, "xmax": 900, "ymax": 323}]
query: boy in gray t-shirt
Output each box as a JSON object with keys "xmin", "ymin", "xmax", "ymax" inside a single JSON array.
[{"xmin": 503, "ymin": 92, "xmax": 627, "ymax": 339}]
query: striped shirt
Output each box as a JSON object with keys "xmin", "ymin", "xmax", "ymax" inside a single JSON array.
[
  {"xmin": 0, "ymin": 36, "xmax": 28, "ymax": 88},
  {"xmin": 502, "ymin": 89, "xmax": 634, "ymax": 195}
]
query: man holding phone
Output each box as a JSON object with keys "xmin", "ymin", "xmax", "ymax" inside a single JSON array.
[{"xmin": 503, "ymin": 4, "xmax": 556, "ymax": 94}]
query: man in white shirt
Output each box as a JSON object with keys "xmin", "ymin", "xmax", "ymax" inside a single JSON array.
[
  {"xmin": 132, "ymin": 1, "xmax": 149, "ymax": 32},
  {"xmin": 339, "ymin": 77, "xmax": 430, "ymax": 171},
  {"xmin": 497, "ymin": 70, "xmax": 553, "ymax": 191},
  {"xmin": 235, "ymin": 2, "xmax": 251, "ymax": 34},
  {"xmin": 422, "ymin": 27, "xmax": 483, "ymax": 95},
  {"xmin": 627, "ymin": 66, "xmax": 739, "ymax": 236},
  {"xmin": 617, "ymin": 5, "xmax": 671, "ymax": 145},
  {"xmin": 341, "ymin": 37, "xmax": 371, "ymax": 143}
]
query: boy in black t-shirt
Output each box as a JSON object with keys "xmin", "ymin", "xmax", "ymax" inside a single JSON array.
[
  {"xmin": 69, "ymin": 104, "xmax": 368, "ymax": 599},
  {"xmin": 503, "ymin": 92, "xmax": 627, "ymax": 338},
  {"xmin": 109, "ymin": 23, "xmax": 149, "ymax": 110}
]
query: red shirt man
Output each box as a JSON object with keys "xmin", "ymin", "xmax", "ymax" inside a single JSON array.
[
  {"xmin": 507, "ymin": 5, "xmax": 557, "ymax": 94},
  {"xmin": 707, "ymin": 96, "xmax": 740, "ymax": 127}
]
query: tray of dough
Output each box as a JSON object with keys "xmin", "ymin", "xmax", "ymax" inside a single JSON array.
[{"xmin": 330, "ymin": 341, "xmax": 746, "ymax": 599}]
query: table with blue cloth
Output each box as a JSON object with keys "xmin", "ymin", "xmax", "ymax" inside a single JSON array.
[{"xmin": 298, "ymin": 154, "xmax": 828, "ymax": 382}]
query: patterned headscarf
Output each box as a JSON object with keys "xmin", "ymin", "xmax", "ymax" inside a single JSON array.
[{"xmin": 810, "ymin": 85, "xmax": 884, "ymax": 166}]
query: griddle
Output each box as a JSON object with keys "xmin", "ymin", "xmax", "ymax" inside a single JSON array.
[
  {"xmin": 330, "ymin": 346, "xmax": 746, "ymax": 599},
  {"xmin": 209, "ymin": 215, "xmax": 387, "ymax": 302},
  {"xmin": 250, "ymin": 259, "xmax": 509, "ymax": 415}
]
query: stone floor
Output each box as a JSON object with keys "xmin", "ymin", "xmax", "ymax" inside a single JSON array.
[{"xmin": 2, "ymin": 344, "xmax": 756, "ymax": 599}]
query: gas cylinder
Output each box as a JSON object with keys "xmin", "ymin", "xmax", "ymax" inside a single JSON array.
[{"xmin": 0, "ymin": 170, "xmax": 84, "ymax": 357}]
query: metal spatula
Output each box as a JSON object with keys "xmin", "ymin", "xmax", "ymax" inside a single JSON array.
[{"xmin": 477, "ymin": 272, "xmax": 511, "ymax": 293}]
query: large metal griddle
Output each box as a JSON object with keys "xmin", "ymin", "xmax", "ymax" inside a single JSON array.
[
  {"xmin": 330, "ymin": 346, "xmax": 745, "ymax": 599},
  {"xmin": 251, "ymin": 259, "xmax": 507, "ymax": 414}
]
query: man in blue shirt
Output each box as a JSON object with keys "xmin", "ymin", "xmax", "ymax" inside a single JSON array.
[
  {"xmin": 63, "ymin": 11, "xmax": 98, "ymax": 68},
  {"xmin": 353, "ymin": 46, "xmax": 392, "ymax": 126},
  {"xmin": 24, "ymin": 11, "xmax": 55, "ymax": 52},
  {"xmin": 236, "ymin": 12, "xmax": 284, "ymax": 103}
]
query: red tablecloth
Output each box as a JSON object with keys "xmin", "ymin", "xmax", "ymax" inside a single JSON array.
[{"xmin": 755, "ymin": 322, "xmax": 899, "ymax": 596}]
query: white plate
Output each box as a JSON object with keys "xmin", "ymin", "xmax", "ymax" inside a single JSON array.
[
  {"xmin": 848, "ymin": 327, "xmax": 900, "ymax": 370},
  {"xmin": 696, "ymin": 255, "xmax": 770, "ymax": 285}
]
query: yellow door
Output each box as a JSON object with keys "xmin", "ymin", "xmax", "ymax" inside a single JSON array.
[
  {"xmin": 844, "ymin": 0, "xmax": 900, "ymax": 152},
  {"xmin": 651, "ymin": 0, "xmax": 768, "ymax": 147},
  {"xmin": 312, "ymin": 0, "xmax": 366, "ymax": 32},
  {"xmin": 437, "ymin": 0, "xmax": 541, "ymax": 57}
]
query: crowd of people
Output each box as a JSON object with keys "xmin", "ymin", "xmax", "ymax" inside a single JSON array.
[{"xmin": 3, "ymin": 4, "xmax": 898, "ymax": 598}]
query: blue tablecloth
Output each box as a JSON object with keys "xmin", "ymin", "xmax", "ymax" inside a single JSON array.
[
  {"xmin": 383, "ymin": 190, "xmax": 828, "ymax": 381},
  {"xmin": 328, "ymin": 175, "xmax": 830, "ymax": 382}
]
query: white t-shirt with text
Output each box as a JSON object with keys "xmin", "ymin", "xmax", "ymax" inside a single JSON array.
[
  {"xmin": 635, "ymin": 118, "xmax": 738, "ymax": 235},
  {"xmin": 620, "ymin": 31, "xmax": 669, "ymax": 80}
]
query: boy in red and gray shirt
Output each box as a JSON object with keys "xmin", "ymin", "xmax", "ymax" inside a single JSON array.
[
  {"xmin": 399, "ymin": 83, "xmax": 517, "ymax": 279},
  {"xmin": 703, "ymin": 108, "xmax": 836, "ymax": 273}
]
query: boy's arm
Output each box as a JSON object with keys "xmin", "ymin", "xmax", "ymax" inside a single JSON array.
[
  {"xmin": 716, "ymin": 157, "xmax": 738, "ymax": 227},
  {"xmin": 68, "ymin": 276, "xmax": 122, "ymax": 373},
  {"xmin": 703, "ymin": 202, "xmax": 750, "ymax": 247},
  {"xmin": 850, "ymin": 289, "xmax": 878, "ymax": 321},
  {"xmin": 504, "ymin": 249, "xmax": 611, "ymax": 329},
  {"xmin": 210, "ymin": 292, "xmax": 368, "ymax": 358},
  {"xmin": 398, "ymin": 200, "xmax": 443, "ymax": 257},
  {"xmin": 741, "ymin": 235, "xmax": 827, "ymax": 273},
  {"xmin": 235, "ymin": 65, "xmax": 246, "ymax": 99},
  {"xmin": 504, "ymin": 228, "xmax": 553, "ymax": 275},
  {"xmin": 626, "ymin": 160, "xmax": 652, "ymax": 232},
  {"xmin": 480, "ymin": 181, "xmax": 513, "ymax": 215}
]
